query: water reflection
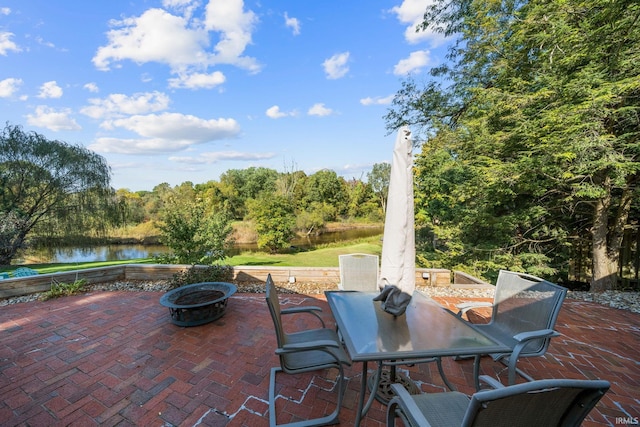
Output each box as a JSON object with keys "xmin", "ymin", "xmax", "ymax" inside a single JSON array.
[{"xmin": 23, "ymin": 227, "xmax": 383, "ymax": 264}]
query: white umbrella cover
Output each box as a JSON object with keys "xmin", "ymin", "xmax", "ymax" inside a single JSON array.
[{"xmin": 379, "ymin": 126, "xmax": 415, "ymax": 294}]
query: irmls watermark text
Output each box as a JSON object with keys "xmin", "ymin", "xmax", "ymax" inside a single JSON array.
[{"xmin": 616, "ymin": 417, "xmax": 639, "ymax": 425}]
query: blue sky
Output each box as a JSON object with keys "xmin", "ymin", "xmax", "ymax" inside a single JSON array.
[{"xmin": 0, "ymin": 0, "xmax": 448, "ymax": 191}]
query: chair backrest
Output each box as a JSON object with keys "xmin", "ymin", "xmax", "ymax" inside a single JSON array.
[
  {"xmin": 265, "ymin": 274, "xmax": 285, "ymax": 348},
  {"xmin": 338, "ymin": 253, "xmax": 379, "ymax": 291},
  {"xmin": 464, "ymin": 379, "xmax": 610, "ymax": 427},
  {"xmin": 13, "ymin": 267, "xmax": 39, "ymax": 277},
  {"xmin": 491, "ymin": 270, "xmax": 567, "ymax": 356}
]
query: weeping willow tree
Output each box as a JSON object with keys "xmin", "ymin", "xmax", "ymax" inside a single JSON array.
[{"xmin": 0, "ymin": 124, "xmax": 113, "ymax": 265}]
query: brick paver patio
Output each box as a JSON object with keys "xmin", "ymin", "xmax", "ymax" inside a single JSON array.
[{"xmin": 0, "ymin": 289, "xmax": 638, "ymax": 426}]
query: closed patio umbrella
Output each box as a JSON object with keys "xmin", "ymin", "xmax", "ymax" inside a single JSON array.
[
  {"xmin": 379, "ymin": 126, "xmax": 415, "ymax": 295},
  {"xmin": 373, "ymin": 126, "xmax": 418, "ymax": 402}
]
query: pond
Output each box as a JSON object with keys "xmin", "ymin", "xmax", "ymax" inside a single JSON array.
[{"xmin": 21, "ymin": 226, "xmax": 383, "ymax": 264}]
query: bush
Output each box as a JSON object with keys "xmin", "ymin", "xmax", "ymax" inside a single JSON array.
[
  {"xmin": 159, "ymin": 200, "xmax": 234, "ymax": 265},
  {"xmin": 167, "ymin": 265, "xmax": 234, "ymax": 289},
  {"xmin": 40, "ymin": 279, "xmax": 88, "ymax": 300}
]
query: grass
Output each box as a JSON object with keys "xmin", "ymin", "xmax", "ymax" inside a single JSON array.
[
  {"xmin": 229, "ymin": 239, "xmax": 381, "ymax": 267},
  {"xmin": 2, "ymin": 236, "xmax": 382, "ymax": 275}
]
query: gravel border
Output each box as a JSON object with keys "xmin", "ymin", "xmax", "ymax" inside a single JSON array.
[{"xmin": 1, "ymin": 280, "xmax": 638, "ymax": 314}]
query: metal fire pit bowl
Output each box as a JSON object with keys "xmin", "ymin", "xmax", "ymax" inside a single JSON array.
[{"xmin": 159, "ymin": 282, "xmax": 237, "ymax": 327}]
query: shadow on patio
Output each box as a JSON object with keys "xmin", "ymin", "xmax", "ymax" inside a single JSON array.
[{"xmin": 0, "ymin": 289, "xmax": 638, "ymax": 426}]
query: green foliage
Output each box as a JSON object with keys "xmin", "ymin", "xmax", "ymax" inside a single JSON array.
[
  {"xmin": 388, "ymin": 0, "xmax": 640, "ymax": 288},
  {"xmin": 0, "ymin": 124, "xmax": 113, "ymax": 264},
  {"xmin": 218, "ymin": 167, "xmax": 280, "ymax": 219},
  {"xmin": 247, "ymin": 194, "xmax": 296, "ymax": 253},
  {"xmin": 0, "ymin": 211, "xmax": 29, "ymax": 265},
  {"xmin": 158, "ymin": 198, "xmax": 234, "ymax": 265},
  {"xmin": 167, "ymin": 265, "xmax": 234, "ymax": 290},
  {"xmin": 296, "ymin": 203, "xmax": 328, "ymax": 235},
  {"xmin": 303, "ymin": 170, "xmax": 349, "ymax": 218},
  {"xmin": 368, "ymin": 162, "xmax": 391, "ymax": 214},
  {"xmin": 40, "ymin": 279, "xmax": 88, "ymax": 300}
]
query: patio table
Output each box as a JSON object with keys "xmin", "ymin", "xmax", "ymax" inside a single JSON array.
[{"xmin": 325, "ymin": 290, "xmax": 511, "ymax": 426}]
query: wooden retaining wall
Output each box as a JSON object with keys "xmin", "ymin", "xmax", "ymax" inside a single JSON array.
[{"xmin": 0, "ymin": 265, "xmax": 454, "ymax": 299}]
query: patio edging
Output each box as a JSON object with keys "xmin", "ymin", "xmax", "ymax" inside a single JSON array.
[{"xmin": 0, "ymin": 264, "xmax": 477, "ymax": 299}]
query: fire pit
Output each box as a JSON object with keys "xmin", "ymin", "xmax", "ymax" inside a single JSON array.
[{"xmin": 159, "ymin": 282, "xmax": 237, "ymax": 326}]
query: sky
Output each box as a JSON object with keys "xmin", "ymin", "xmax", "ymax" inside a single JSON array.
[{"xmin": 0, "ymin": 0, "xmax": 449, "ymax": 191}]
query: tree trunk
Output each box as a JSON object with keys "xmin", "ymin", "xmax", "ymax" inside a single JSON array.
[
  {"xmin": 591, "ymin": 196, "xmax": 617, "ymax": 291},
  {"xmin": 590, "ymin": 178, "xmax": 634, "ymax": 292}
]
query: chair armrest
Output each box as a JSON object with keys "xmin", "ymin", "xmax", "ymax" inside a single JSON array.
[
  {"xmin": 510, "ymin": 329, "xmax": 560, "ymax": 362},
  {"xmin": 389, "ymin": 384, "xmax": 433, "ymax": 427},
  {"xmin": 281, "ymin": 306, "xmax": 323, "ymax": 314},
  {"xmin": 281, "ymin": 306, "xmax": 326, "ymax": 327},
  {"xmin": 276, "ymin": 339, "xmax": 349, "ymax": 365},
  {"xmin": 513, "ymin": 329, "xmax": 559, "ymax": 343},
  {"xmin": 455, "ymin": 302, "xmax": 493, "ymax": 318},
  {"xmin": 478, "ymin": 375, "xmax": 505, "ymax": 390},
  {"xmin": 276, "ymin": 339, "xmax": 340, "ymax": 353}
]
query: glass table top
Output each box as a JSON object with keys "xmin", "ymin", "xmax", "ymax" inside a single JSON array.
[{"xmin": 325, "ymin": 290, "xmax": 510, "ymax": 362}]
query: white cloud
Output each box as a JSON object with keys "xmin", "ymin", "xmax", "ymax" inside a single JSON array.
[
  {"xmin": 0, "ymin": 32, "xmax": 20, "ymax": 55},
  {"xmin": 204, "ymin": 0, "xmax": 260, "ymax": 71},
  {"xmin": 393, "ymin": 50, "xmax": 430, "ymax": 75},
  {"xmin": 266, "ymin": 105, "xmax": 296, "ymax": 119},
  {"xmin": 35, "ymin": 36, "xmax": 56, "ymax": 49},
  {"xmin": 93, "ymin": 2, "xmax": 261, "ymax": 77},
  {"xmin": 26, "ymin": 106, "xmax": 81, "ymax": 131},
  {"xmin": 322, "ymin": 52, "xmax": 350, "ymax": 79},
  {"xmin": 37, "ymin": 81, "xmax": 63, "ymax": 99},
  {"xmin": 284, "ymin": 12, "xmax": 300, "ymax": 35},
  {"xmin": 93, "ymin": 8, "xmax": 208, "ymax": 71},
  {"xmin": 81, "ymin": 91, "xmax": 170, "ymax": 119},
  {"xmin": 168, "ymin": 71, "xmax": 225, "ymax": 89},
  {"xmin": 170, "ymin": 150, "xmax": 275, "ymax": 164},
  {"xmin": 162, "ymin": 0, "xmax": 198, "ymax": 19},
  {"xmin": 0, "ymin": 77, "xmax": 23, "ymax": 97},
  {"xmin": 390, "ymin": 0, "xmax": 444, "ymax": 45},
  {"xmin": 1, "ymin": 7, "xmax": 11, "ymax": 15},
  {"xmin": 89, "ymin": 112, "xmax": 240, "ymax": 154},
  {"xmin": 360, "ymin": 95, "xmax": 394, "ymax": 106},
  {"xmin": 84, "ymin": 82, "xmax": 99, "ymax": 93},
  {"xmin": 308, "ymin": 103, "xmax": 333, "ymax": 117}
]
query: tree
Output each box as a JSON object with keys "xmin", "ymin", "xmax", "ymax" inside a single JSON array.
[
  {"xmin": 247, "ymin": 194, "xmax": 296, "ymax": 253},
  {"xmin": 368, "ymin": 163, "xmax": 391, "ymax": 215},
  {"xmin": 0, "ymin": 124, "xmax": 112, "ymax": 265},
  {"xmin": 158, "ymin": 198, "xmax": 233, "ymax": 264},
  {"xmin": 304, "ymin": 170, "xmax": 349, "ymax": 219},
  {"xmin": 386, "ymin": 0, "xmax": 640, "ymax": 290},
  {"xmin": 218, "ymin": 167, "xmax": 279, "ymax": 219}
]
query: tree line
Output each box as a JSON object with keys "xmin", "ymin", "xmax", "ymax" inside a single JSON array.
[{"xmin": 0, "ymin": 123, "xmax": 391, "ymax": 264}]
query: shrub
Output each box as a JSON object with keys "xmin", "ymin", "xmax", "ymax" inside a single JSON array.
[
  {"xmin": 167, "ymin": 265, "xmax": 234, "ymax": 289},
  {"xmin": 40, "ymin": 279, "xmax": 88, "ymax": 300}
]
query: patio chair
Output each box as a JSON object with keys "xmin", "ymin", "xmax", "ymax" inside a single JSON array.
[
  {"xmin": 266, "ymin": 274, "xmax": 352, "ymax": 427},
  {"xmin": 12, "ymin": 267, "xmax": 39, "ymax": 277},
  {"xmin": 454, "ymin": 270, "xmax": 567, "ymax": 388},
  {"xmin": 386, "ymin": 376, "xmax": 610, "ymax": 427},
  {"xmin": 338, "ymin": 253, "xmax": 379, "ymax": 291}
]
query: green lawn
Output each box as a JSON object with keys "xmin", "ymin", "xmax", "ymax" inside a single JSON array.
[
  {"xmin": 229, "ymin": 240, "xmax": 381, "ymax": 267},
  {"xmin": 2, "ymin": 237, "xmax": 382, "ymax": 275}
]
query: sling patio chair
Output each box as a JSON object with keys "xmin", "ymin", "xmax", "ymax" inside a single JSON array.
[
  {"xmin": 12, "ymin": 267, "xmax": 39, "ymax": 277},
  {"xmin": 386, "ymin": 376, "xmax": 610, "ymax": 427},
  {"xmin": 454, "ymin": 270, "xmax": 567, "ymax": 388},
  {"xmin": 338, "ymin": 253, "xmax": 379, "ymax": 291},
  {"xmin": 265, "ymin": 274, "xmax": 352, "ymax": 427}
]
